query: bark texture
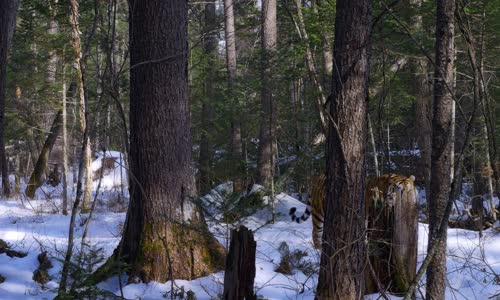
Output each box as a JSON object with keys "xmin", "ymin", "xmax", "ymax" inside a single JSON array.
[
  {"xmin": 256, "ymin": 0, "xmax": 277, "ymax": 186},
  {"xmin": 316, "ymin": 0, "xmax": 372, "ymax": 298},
  {"xmin": 0, "ymin": 0, "xmax": 20, "ymax": 197},
  {"xmin": 426, "ymin": 0, "xmax": 455, "ymax": 298},
  {"xmin": 223, "ymin": 226, "xmax": 257, "ymax": 300},
  {"xmin": 117, "ymin": 0, "xmax": 224, "ymax": 282}
]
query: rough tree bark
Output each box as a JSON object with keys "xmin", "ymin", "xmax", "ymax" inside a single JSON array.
[
  {"xmin": 256, "ymin": 0, "xmax": 277, "ymax": 186},
  {"xmin": 316, "ymin": 0, "xmax": 372, "ymax": 298},
  {"xmin": 112, "ymin": 0, "xmax": 224, "ymax": 283},
  {"xmin": 0, "ymin": 0, "xmax": 20, "ymax": 197},
  {"xmin": 198, "ymin": 1, "xmax": 217, "ymax": 195},
  {"xmin": 223, "ymin": 226, "xmax": 256, "ymax": 300},
  {"xmin": 426, "ymin": 0, "xmax": 455, "ymax": 298}
]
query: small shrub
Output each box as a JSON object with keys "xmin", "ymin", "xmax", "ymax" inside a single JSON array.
[
  {"xmin": 163, "ymin": 285, "xmax": 197, "ymax": 299},
  {"xmin": 55, "ymin": 244, "xmax": 126, "ymax": 299},
  {"xmin": 274, "ymin": 242, "xmax": 315, "ymax": 276},
  {"xmin": 221, "ymin": 189, "xmax": 265, "ymax": 223}
]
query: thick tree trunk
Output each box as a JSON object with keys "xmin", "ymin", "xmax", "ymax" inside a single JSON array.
[
  {"xmin": 25, "ymin": 110, "xmax": 63, "ymax": 198},
  {"xmin": 0, "ymin": 0, "xmax": 20, "ymax": 197},
  {"xmin": 316, "ymin": 0, "xmax": 372, "ymax": 298},
  {"xmin": 198, "ymin": 2, "xmax": 217, "ymax": 195},
  {"xmin": 114, "ymin": 0, "xmax": 224, "ymax": 283},
  {"xmin": 426, "ymin": 0, "xmax": 455, "ymax": 298},
  {"xmin": 223, "ymin": 226, "xmax": 256, "ymax": 300},
  {"xmin": 257, "ymin": 0, "xmax": 277, "ymax": 186}
]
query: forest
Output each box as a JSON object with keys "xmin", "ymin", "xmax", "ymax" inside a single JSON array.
[{"xmin": 0, "ymin": 0, "xmax": 499, "ymax": 299}]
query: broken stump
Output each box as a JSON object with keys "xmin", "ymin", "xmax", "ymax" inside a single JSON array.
[{"xmin": 223, "ymin": 226, "xmax": 256, "ymax": 300}]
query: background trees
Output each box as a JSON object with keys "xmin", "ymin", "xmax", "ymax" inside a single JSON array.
[
  {"xmin": 0, "ymin": 0, "xmax": 498, "ymax": 297},
  {"xmin": 0, "ymin": 0, "xmax": 20, "ymax": 197}
]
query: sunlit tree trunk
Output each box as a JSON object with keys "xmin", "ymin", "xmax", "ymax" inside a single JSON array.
[
  {"xmin": 68, "ymin": 0, "xmax": 92, "ymax": 211},
  {"xmin": 62, "ymin": 71, "xmax": 69, "ymax": 215}
]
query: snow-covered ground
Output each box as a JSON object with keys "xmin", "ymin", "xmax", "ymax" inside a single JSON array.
[{"xmin": 0, "ymin": 156, "xmax": 499, "ymax": 299}]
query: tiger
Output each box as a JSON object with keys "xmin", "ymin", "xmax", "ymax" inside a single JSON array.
[
  {"xmin": 289, "ymin": 173, "xmax": 416, "ymax": 249},
  {"xmin": 289, "ymin": 174, "xmax": 326, "ymax": 249},
  {"xmin": 365, "ymin": 174, "xmax": 417, "ymax": 213}
]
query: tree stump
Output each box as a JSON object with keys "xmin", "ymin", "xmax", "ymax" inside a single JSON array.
[
  {"xmin": 33, "ymin": 251, "xmax": 53, "ymax": 285},
  {"xmin": 366, "ymin": 183, "xmax": 418, "ymax": 296},
  {"xmin": 223, "ymin": 226, "xmax": 256, "ymax": 300}
]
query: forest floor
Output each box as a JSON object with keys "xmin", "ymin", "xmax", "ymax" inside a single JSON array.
[{"xmin": 0, "ymin": 153, "xmax": 499, "ymax": 299}]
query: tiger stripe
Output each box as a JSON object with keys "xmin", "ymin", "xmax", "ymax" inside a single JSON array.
[{"xmin": 290, "ymin": 173, "xmax": 416, "ymax": 250}]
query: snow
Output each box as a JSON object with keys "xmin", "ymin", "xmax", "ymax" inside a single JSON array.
[
  {"xmin": 91, "ymin": 151, "xmax": 128, "ymax": 192},
  {"xmin": 1, "ymin": 171, "xmax": 500, "ymax": 299}
]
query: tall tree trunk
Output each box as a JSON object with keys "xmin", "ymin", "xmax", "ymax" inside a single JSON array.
[
  {"xmin": 113, "ymin": 0, "xmax": 224, "ymax": 282},
  {"xmin": 426, "ymin": 0, "xmax": 455, "ymax": 298},
  {"xmin": 316, "ymin": 0, "xmax": 372, "ymax": 298},
  {"xmin": 198, "ymin": 1, "xmax": 217, "ymax": 195},
  {"xmin": 224, "ymin": 0, "xmax": 244, "ymax": 192},
  {"xmin": 257, "ymin": 0, "xmax": 277, "ymax": 186},
  {"xmin": 62, "ymin": 69, "xmax": 69, "ymax": 215},
  {"xmin": 0, "ymin": 0, "xmax": 20, "ymax": 197},
  {"xmin": 408, "ymin": 0, "xmax": 432, "ymax": 202},
  {"xmin": 68, "ymin": 0, "xmax": 92, "ymax": 211}
]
